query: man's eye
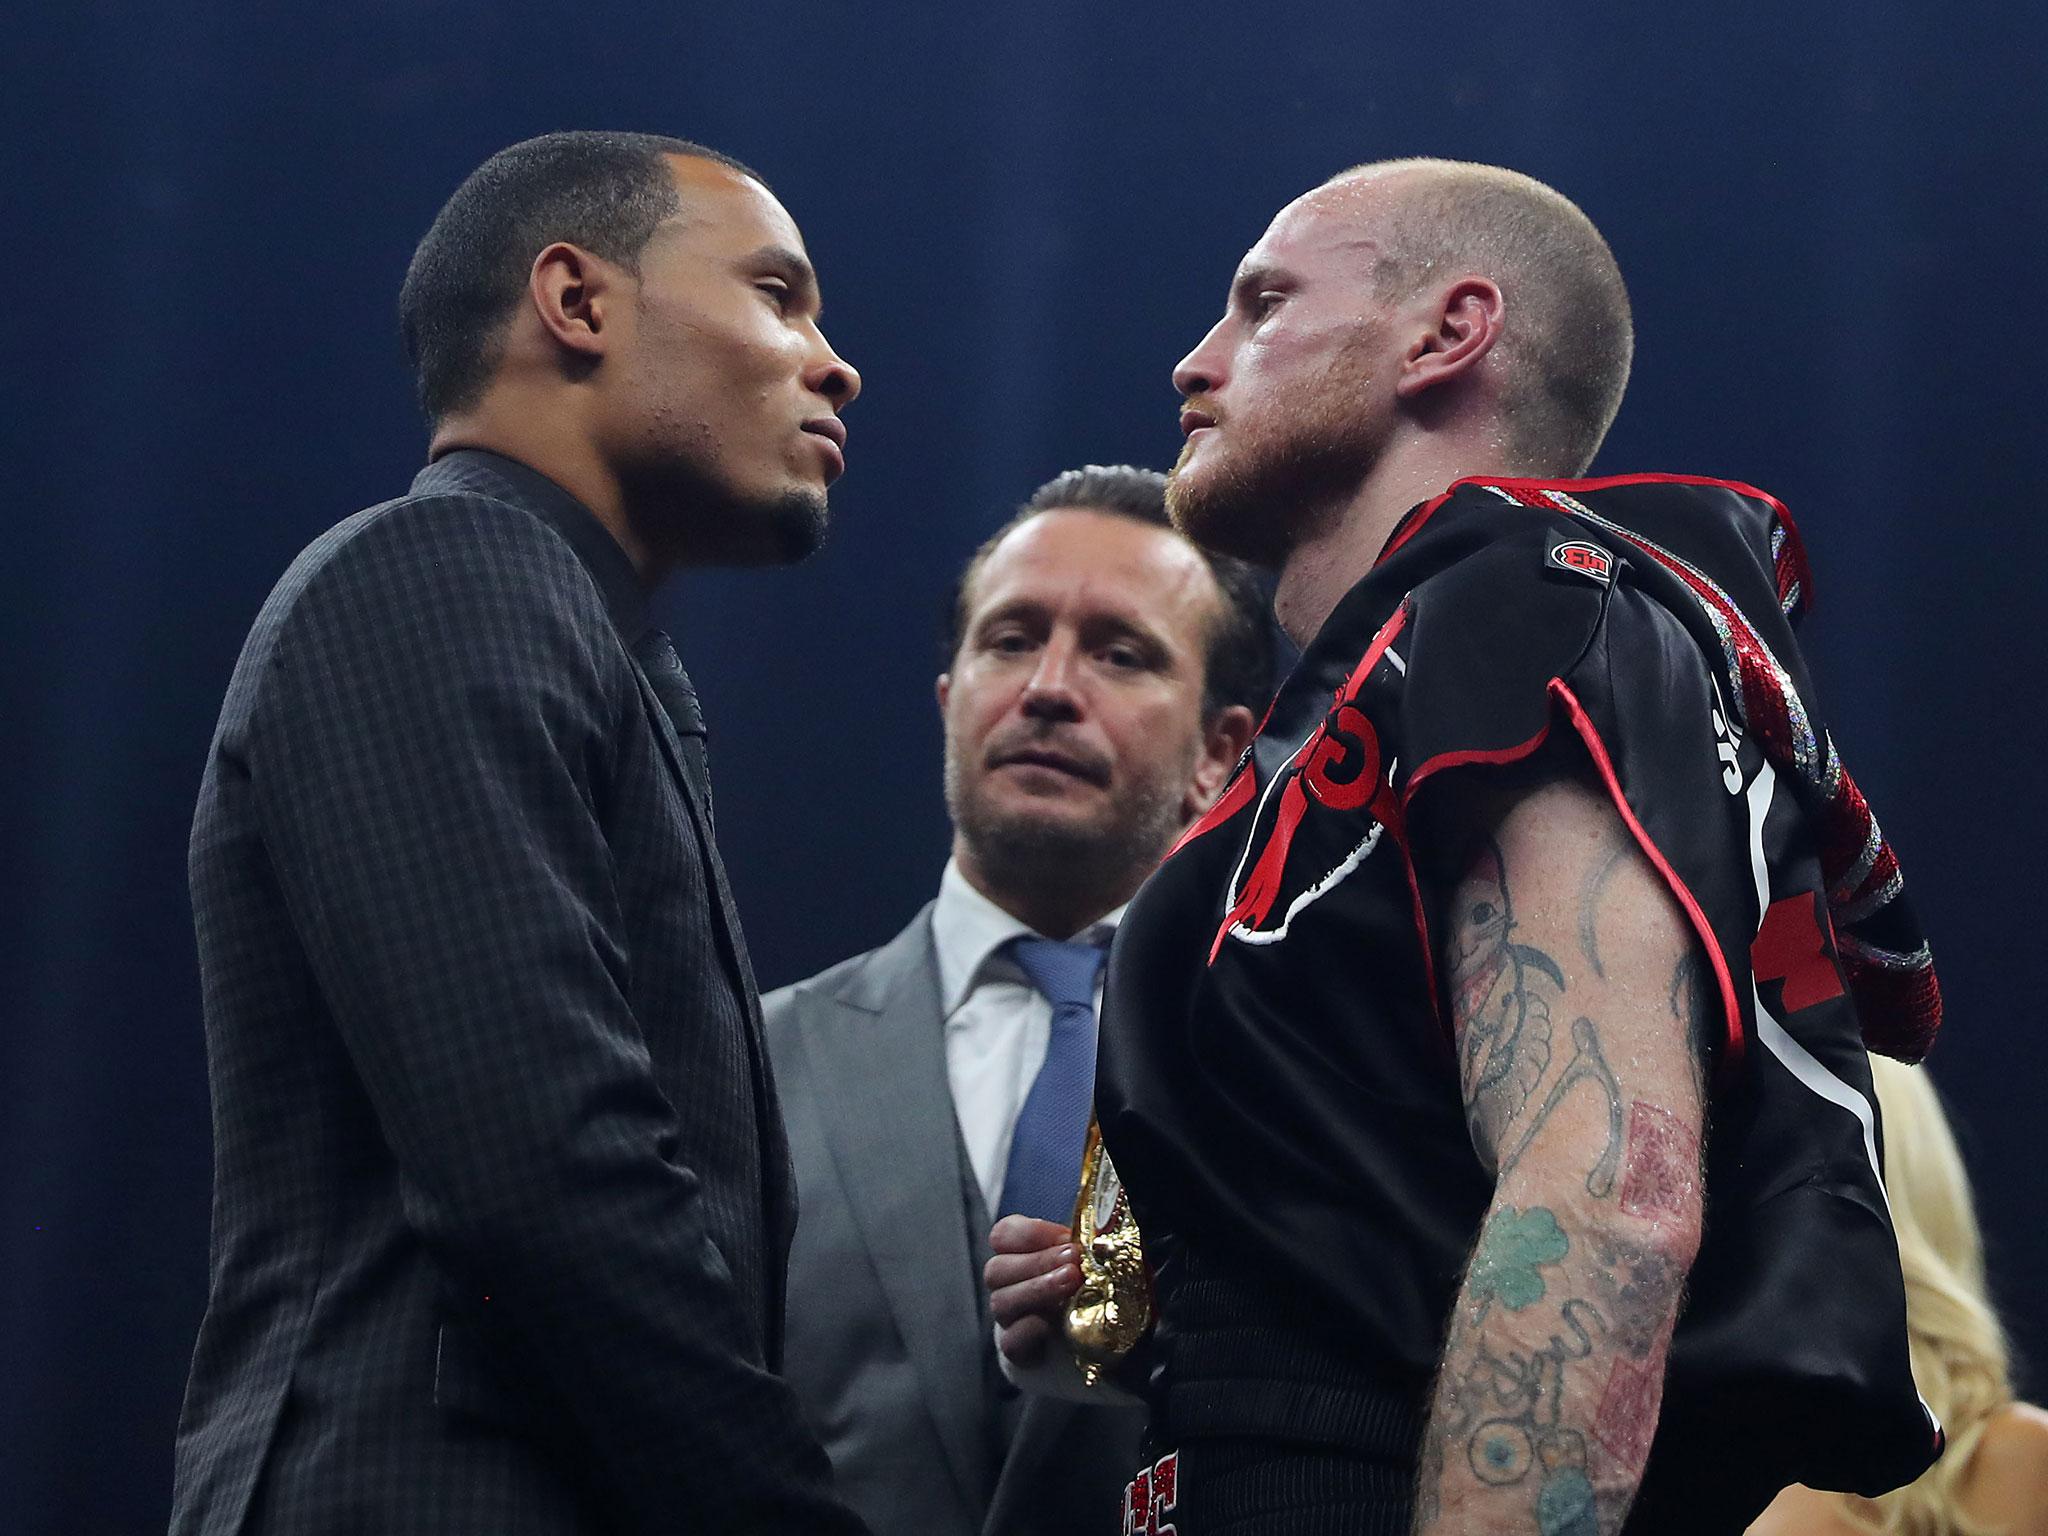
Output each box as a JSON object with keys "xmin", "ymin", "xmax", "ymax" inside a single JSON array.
[
  {"xmin": 757, "ymin": 280, "xmax": 792, "ymax": 309},
  {"xmin": 986, "ymin": 632, "xmax": 1034, "ymax": 655},
  {"xmin": 1251, "ymin": 291, "xmax": 1285, "ymax": 319},
  {"xmin": 1102, "ymin": 645, "xmax": 1147, "ymax": 670}
]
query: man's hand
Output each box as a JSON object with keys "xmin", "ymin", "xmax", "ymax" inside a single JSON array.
[{"xmin": 984, "ymin": 1215, "xmax": 1082, "ymax": 1368}]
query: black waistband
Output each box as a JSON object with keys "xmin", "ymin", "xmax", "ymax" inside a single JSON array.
[
  {"xmin": 1164, "ymin": 1376, "xmax": 1426, "ymax": 1461},
  {"xmin": 1130, "ymin": 1439, "xmax": 1414, "ymax": 1536},
  {"xmin": 1154, "ymin": 1249, "xmax": 1428, "ymax": 1460}
]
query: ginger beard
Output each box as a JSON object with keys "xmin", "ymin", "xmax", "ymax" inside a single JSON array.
[{"xmin": 1166, "ymin": 327, "xmax": 1393, "ymax": 569}]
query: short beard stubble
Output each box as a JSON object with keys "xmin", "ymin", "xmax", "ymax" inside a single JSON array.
[
  {"xmin": 944, "ymin": 747, "xmax": 1193, "ymax": 926},
  {"xmin": 1166, "ymin": 345, "xmax": 1388, "ymax": 569},
  {"xmin": 622, "ymin": 450, "xmax": 830, "ymax": 568}
]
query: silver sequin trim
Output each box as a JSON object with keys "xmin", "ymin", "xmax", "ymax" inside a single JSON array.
[
  {"xmin": 1838, "ymin": 933, "xmax": 1934, "ymax": 971},
  {"xmin": 1537, "ymin": 488, "xmax": 1820, "ymax": 779},
  {"xmin": 1836, "ymin": 867, "xmax": 1907, "ymax": 929},
  {"xmin": 1831, "ymin": 816, "xmax": 1886, "ymax": 906}
]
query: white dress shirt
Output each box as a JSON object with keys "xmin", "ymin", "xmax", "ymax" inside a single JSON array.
[{"xmin": 930, "ymin": 858, "xmax": 1123, "ymax": 1215}]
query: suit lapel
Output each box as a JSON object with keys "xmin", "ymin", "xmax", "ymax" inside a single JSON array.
[
  {"xmin": 799, "ymin": 911, "xmax": 988, "ymax": 1510},
  {"xmin": 631, "ymin": 666, "xmax": 762, "ymax": 1022},
  {"xmin": 631, "ymin": 663, "xmax": 800, "ymax": 1357}
]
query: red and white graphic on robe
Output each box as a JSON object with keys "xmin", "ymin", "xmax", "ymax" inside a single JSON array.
[
  {"xmin": 1205, "ymin": 604, "xmax": 1412, "ymax": 963},
  {"xmin": 1122, "ymin": 1450, "xmax": 1179, "ymax": 1536}
]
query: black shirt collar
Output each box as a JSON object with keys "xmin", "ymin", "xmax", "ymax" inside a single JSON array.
[{"xmin": 411, "ymin": 448, "xmax": 648, "ymax": 639}]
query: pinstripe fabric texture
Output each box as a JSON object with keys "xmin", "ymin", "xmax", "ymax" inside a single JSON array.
[
  {"xmin": 171, "ymin": 451, "xmax": 866, "ymax": 1535},
  {"xmin": 1155, "ymin": 1439, "xmax": 1411, "ymax": 1535}
]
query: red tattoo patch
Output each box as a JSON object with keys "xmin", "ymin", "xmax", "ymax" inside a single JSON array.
[
  {"xmin": 1619, "ymin": 1102, "xmax": 1694, "ymax": 1221},
  {"xmin": 1592, "ymin": 1355, "xmax": 1659, "ymax": 1471}
]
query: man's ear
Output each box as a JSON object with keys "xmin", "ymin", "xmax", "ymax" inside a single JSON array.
[
  {"xmin": 1184, "ymin": 703, "xmax": 1257, "ymax": 818},
  {"xmin": 528, "ymin": 242, "xmax": 618, "ymax": 363},
  {"xmin": 1394, "ymin": 276, "xmax": 1504, "ymax": 401}
]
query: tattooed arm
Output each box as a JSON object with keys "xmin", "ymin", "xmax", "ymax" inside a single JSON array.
[{"xmin": 1415, "ymin": 775, "xmax": 1707, "ymax": 1536}]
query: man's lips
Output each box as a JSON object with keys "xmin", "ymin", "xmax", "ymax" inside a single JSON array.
[
  {"xmin": 801, "ymin": 417, "xmax": 847, "ymax": 479},
  {"xmin": 989, "ymin": 746, "xmax": 1109, "ymax": 786},
  {"xmin": 1179, "ymin": 406, "xmax": 1218, "ymax": 438}
]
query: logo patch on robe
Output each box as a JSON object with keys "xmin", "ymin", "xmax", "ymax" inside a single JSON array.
[{"xmin": 1545, "ymin": 531, "xmax": 1616, "ymax": 585}]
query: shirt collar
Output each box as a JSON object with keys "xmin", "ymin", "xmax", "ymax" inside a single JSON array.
[
  {"xmin": 930, "ymin": 858, "xmax": 1126, "ymax": 1018},
  {"xmin": 412, "ymin": 448, "xmax": 649, "ymax": 640}
]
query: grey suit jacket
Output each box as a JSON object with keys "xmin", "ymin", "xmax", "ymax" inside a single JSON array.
[
  {"xmin": 766, "ymin": 907, "xmax": 1146, "ymax": 1536},
  {"xmin": 173, "ymin": 451, "xmax": 863, "ymax": 1535}
]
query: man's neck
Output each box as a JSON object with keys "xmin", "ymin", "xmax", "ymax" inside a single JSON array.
[
  {"xmin": 1272, "ymin": 436, "xmax": 1521, "ymax": 645},
  {"xmin": 952, "ymin": 842, "xmax": 1133, "ymax": 941},
  {"xmin": 430, "ymin": 407, "xmax": 661, "ymax": 586}
]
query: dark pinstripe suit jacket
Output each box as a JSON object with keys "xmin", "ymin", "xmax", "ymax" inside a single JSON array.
[{"xmin": 171, "ymin": 451, "xmax": 865, "ymax": 1535}]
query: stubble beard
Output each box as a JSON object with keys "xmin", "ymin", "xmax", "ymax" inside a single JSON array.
[
  {"xmin": 1166, "ymin": 353, "xmax": 1389, "ymax": 568},
  {"xmin": 750, "ymin": 486, "xmax": 831, "ymax": 564},
  {"xmin": 944, "ymin": 751, "xmax": 1191, "ymax": 920},
  {"xmin": 625, "ymin": 447, "xmax": 830, "ymax": 567},
  {"xmin": 614, "ymin": 329, "xmax": 832, "ymax": 566}
]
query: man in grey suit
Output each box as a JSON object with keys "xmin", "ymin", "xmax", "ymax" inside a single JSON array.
[
  {"xmin": 766, "ymin": 466, "xmax": 1274, "ymax": 1535},
  {"xmin": 173, "ymin": 133, "xmax": 867, "ymax": 1534}
]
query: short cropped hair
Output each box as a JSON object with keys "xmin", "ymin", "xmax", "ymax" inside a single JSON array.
[
  {"xmin": 945, "ymin": 465, "xmax": 1275, "ymax": 721},
  {"xmin": 399, "ymin": 131, "xmax": 760, "ymax": 424},
  {"xmin": 1328, "ymin": 158, "xmax": 1634, "ymax": 476}
]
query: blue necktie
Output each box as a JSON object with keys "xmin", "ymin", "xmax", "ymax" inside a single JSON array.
[{"xmin": 999, "ymin": 936, "xmax": 1108, "ymax": 1223}]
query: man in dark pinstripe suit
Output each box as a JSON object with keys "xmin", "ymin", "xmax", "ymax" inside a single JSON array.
[{"xmin": 171, "ymin": 132, "xmax": 867, "ymax": 1535}]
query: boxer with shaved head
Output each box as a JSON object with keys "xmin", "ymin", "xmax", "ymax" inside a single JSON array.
[{"xmin": 990, "ymin": 160, "xmax": 1942, "ymax": 1533}]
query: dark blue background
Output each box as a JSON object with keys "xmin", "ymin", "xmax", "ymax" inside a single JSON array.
[{"xmin": 7, "ymin": 5, "xmax": 2044, "ymax": 1530}]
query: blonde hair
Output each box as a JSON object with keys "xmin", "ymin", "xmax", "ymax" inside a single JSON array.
[
  {"xmin": 1846, "ymin": 1058, "xmax": 2014, "ymax": 1536},
  {"xmin": 1321, "ymin": 158, "xmax": 1634, "ymax": 476}
]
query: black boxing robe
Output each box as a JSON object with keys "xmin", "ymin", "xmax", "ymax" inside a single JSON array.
[{"xmin": 1098, "ymin": 473, "xmax": 1943, "ymax": 1530}]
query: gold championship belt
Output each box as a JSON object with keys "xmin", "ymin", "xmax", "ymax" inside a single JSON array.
[{"xmin": 1062, "ymin": 1117, "xmax": 1152, "ymax": 1386}]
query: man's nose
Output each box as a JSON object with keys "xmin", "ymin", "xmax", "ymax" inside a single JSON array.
[
  {"xmin": 1019, "ymin": 640, "xmax": 1083, "ymax": 720},
  {"xmin": 1171, "ymin": 316, "xmax": 1231, "ymax": 399},
  {"xmin": 808, "ymin": 331, "xmax": 861, "ymax": 408}
]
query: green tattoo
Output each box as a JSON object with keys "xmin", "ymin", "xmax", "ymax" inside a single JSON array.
[
  {"xmin": 1537, "ymin": 1467, "xmax": 1600, "ymax": 1535},
  {"xmin": 1468, "ymin": 1207, "xmax": 1569, "ymax": 1312}
]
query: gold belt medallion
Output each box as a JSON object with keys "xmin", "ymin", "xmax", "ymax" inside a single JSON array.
[{"xmin": 1063, "ymin": 1118, "xmax": 1152, "ymax": 1386}]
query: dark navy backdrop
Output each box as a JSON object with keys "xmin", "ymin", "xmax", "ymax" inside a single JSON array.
[{"xmin": 6, "ymin": 5, "xmax": 2044, "ymax": 1530}]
